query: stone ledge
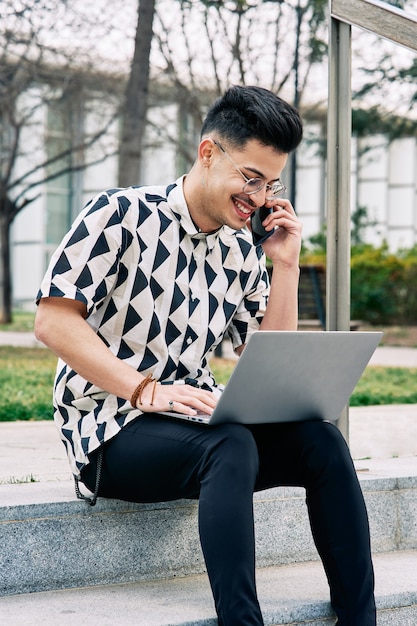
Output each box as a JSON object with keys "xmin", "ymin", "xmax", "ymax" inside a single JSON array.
[{"xmin": 1, "ymin": 466, "xmax": 417, "ymax": 597}]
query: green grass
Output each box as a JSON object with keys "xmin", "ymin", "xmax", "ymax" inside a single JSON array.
[
  {"xmin": 0, "ymin": 311, "xmax": 36, "ymax": 332},
  {"xmin": 1, "ymin": 349, "xmax": 416, "ymax": 422},
  {"xmin": 211, "ymin": 358, "xmax": 417, "ymax": 407},
  {"xmin": 0, "ymin": 474, "xmax": 37, "ymax": 485},
  {"xmin": 0, "ymin": 347, "xmax": 56, "ymax": 421},
  {"xmin": 350, "ymin": 366, "xmax": 417, "ymax": 406}
]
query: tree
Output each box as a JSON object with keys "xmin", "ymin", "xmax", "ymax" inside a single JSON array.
[
  {"xmin": 150, "ymin": 0, "xmax": 416, "ymax": 159},
  {"xmin": 150, "ymin": 0, "xmax": 328, "ymax": 169},
  {"xmin": 0, "ymin": 0, "xmax": 121, "ymax": 323},
  {"xmin": 118, "ymin": 0, "xmax": 157, "ymax": 187},
  {"xmin": 351, "ymin": 28, "xmax": 417, "ymax": 123}
]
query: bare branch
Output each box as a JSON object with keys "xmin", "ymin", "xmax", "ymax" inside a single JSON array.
[
  {"xmin": 8, "ymin": 109, "xmax": 119, "ymax": 196},
  {"xmin": 11, "ymin": 148, "xmax": 117, "ymax": 215}
]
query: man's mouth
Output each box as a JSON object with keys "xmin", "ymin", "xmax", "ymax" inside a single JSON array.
[{"xmin": 233, "ymin": 197, "xmax": 255, "ymax": 220}]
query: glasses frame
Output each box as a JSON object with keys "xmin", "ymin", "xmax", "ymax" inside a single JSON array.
[{"xmin": 212, "ymin": 139, "xmax": 287, "ymax": 198}]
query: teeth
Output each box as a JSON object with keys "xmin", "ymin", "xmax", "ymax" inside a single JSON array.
[{"xmin": 234, "ymin": 200, "xmax": 251, "ymax": 215}]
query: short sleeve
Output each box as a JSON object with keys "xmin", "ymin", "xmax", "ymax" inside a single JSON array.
[{"xmin": 36, "ymin": 191, "xmax": 129, "ymax": 316}]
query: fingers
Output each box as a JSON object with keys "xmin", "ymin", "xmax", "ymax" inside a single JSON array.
[
  {"xmin": 168, "ymin": 391, "xmax": 216, "ymax": 416},
  {"xmin": 264, "ymin": 199, "xmax": 296, "ymax": 220},
  {"xmin": 265, "ymin": 197, "xmax": 296, "ymax": 215},
  {"xmin": 139, "ymin": 383, "xmax": 217, "ymax": 416},
  {"xmin": 261, "ymin": 206, "xmax": 301, "ymax": 234},
  {"xmin": 260, "ymin": 201, "xmax": 303, "ymax": 263}
]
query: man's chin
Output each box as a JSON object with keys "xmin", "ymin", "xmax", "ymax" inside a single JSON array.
[{"xmin": 228, "ymin": 220, "xmax": 249, "ymax": 232}]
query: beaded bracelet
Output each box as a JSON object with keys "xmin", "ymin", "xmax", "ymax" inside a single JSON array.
[{"xmin": 130, "ymin": 374, "xmax": 156, "ymax": 408}]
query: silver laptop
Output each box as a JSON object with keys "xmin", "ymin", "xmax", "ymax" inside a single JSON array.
[{"xmin": 162, "ymin": 331, "xmax": 382, "ymax": 425}]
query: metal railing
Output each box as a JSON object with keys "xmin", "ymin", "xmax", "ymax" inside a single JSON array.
[{"xmin": 327, "ymin": 0, "xmax": 417, "ymax": 439}]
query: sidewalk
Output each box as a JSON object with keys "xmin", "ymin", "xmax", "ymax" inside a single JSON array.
[
  {"xmin": 0, "ymin": 331, "xmax": 416, "ymax": 487},
  {"xmin": 219, "ymin": 336, "xmax": 417, "ymax": 368},
  {"xmin": 0, "ymin": 331, "xmax": 43, "ymax": 348},
  {"xmin": 1, "ymin": 405, "xmax": 416, "ymax": 489},
  {"xmin": 1, "ymin": 330, "xmax": 417, "ymax": 367}
]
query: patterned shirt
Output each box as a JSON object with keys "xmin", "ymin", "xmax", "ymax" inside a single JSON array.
[{"xmin": 37, "ymin": 177, "xmax": 269, "ymax": 477}]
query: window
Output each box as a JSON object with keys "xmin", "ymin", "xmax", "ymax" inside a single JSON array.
[{"xmin": 45, "ymin": 99, "xmax": 73, "ymax": 247}]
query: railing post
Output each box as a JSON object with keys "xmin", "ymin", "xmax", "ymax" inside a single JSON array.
[
  {"xmin": 327, "ymin": 7, "xmax": 352, "ymax": 441},
  {"xmin": 326, "ymin": 0, "xmax": 416, "ymax": 443}
]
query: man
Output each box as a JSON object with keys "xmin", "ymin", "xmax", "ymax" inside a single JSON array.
[{"xmin": 35, "ymin": 85, "xmax": 376, "ymax": 625}]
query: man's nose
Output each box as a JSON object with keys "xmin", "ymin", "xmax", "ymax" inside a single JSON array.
[{"xmin": 249, "ymin": 187, "xmax": 267, "ymax": 208}]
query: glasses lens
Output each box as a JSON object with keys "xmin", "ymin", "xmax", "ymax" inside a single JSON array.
[
  {"xmin": 269, "ymin": 181, "xmax": 286, "ymax": 196},
  {"xmin": 242, "ymin": 178, "xmax": 264, "ymax": 194}
]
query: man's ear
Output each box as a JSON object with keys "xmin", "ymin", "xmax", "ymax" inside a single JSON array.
[{"xmin": 198, "ymin": 137, "xmax": 216, "ymax": 167}]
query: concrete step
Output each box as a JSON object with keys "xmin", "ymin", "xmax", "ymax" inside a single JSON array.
[
  {"xmin": 0, "ymin": 550, "xmax": 416, "ymax": 625},
  {"xmin": 1, "ymin": 457, "xmax": 417, "ymax": 597}
]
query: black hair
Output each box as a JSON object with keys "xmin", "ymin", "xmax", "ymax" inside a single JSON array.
[{"xmin": 201, "ymin": 85, "xmax": 303, "ymax": 154}]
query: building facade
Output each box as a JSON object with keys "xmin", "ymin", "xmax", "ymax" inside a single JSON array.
[{"xmin": 9, "ymin": 97, "xmax": 417, "ymax": 311}]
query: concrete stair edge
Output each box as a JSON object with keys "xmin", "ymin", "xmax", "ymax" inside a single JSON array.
[{"xmin": 0, "ymin": 550, "xmax": 416, "ymax": 626}]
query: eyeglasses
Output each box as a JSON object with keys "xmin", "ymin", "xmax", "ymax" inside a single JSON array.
[{"xmin": 212, "ymin": 139, "xmax": 287, "ymax": 198}]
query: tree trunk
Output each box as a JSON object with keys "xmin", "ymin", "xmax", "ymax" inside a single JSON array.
[
  {"xmin": 0, "ymin": 210, "xmax": 12, "ymax": 324},
  {"xmin": 118, "ymin": 0, "xmax": 156, "ymax": 187}
]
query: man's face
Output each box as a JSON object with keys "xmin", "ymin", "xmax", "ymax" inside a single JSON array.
[{"xmin": 193, "ymin": 138, "xmax": 288, "ymax": 233}]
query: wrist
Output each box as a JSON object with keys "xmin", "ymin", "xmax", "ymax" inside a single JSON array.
[
  {"xmin": 270, "ymin": 261, "xmax": 300, "ymax": 275},
  {"xmin": 140, "ymin": 379, "xmax": 159, "ymax": 409},
  {"xmin": 130, "ymin": 374, "xmax": 158, "ymax": 408}
]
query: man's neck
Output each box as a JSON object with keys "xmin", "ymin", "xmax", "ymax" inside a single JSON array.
[{"xmin": 182, "ymin": 172, "xmax": 220, "ymax": 234}]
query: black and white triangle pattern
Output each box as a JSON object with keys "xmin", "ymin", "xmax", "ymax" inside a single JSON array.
[{"xmin": 37, "ymin": 178, "xmax": 269, "ymax": 477}]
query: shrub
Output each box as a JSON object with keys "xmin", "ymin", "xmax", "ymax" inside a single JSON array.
[
  {"xmin": 401, "ymin": 245, "xmax": 417, "ymax": 322},
  {"xmin": 301, "ymin": 241, "xmax": 417, "ymax": 325},
  {"xmin": 350, "ymin": 243, "xmax": 404, "ymax": 324}
]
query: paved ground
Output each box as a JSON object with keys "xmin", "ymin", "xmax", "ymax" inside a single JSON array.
[
  {"xmin": 2, "ymin": 330, "xmax": 417, "ymax": 367},
  {"xmin": 0, "ymin": 331, "xmax": 44, "ymax": 347},
  {"xmin": 0, "ymin": 331, "xmax": 416, "ymax": 485},
  {"xmin": 1, "ymin": 407, "xmax": 417, "ymax": 488}
]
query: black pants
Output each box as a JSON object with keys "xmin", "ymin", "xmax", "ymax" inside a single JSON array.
[{"xmin": 82, "ymin": 416, "xmax": 376, "ymax": 626}]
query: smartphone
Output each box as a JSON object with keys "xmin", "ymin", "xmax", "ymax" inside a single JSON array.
[{"xmin": 250, "ymin": 205, "xmax": 275, "ymax": 247}]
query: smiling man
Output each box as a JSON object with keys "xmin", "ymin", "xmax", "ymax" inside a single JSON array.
[{"xmin": 35, "ymin": 85, "xmax": 376, "ymax": 625}]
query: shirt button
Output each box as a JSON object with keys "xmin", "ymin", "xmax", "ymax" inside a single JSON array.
[{"xmin": 186, "ymin": 337, "xmax": 192, "ymax": 345}]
